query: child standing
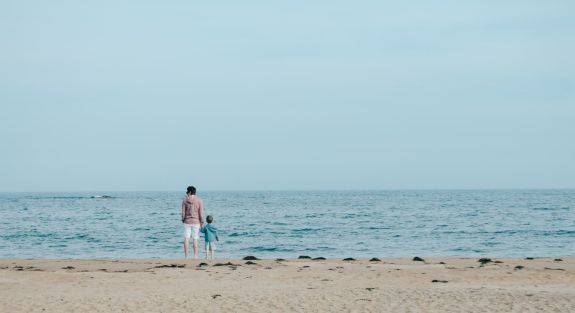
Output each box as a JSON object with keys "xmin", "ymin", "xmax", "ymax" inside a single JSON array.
[{"xmin": 200, "ymin": 215, "xmax": 219, "ymax": 260}]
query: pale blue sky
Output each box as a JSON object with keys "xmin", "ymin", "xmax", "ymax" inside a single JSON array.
[{"xmin": 1, "ymin": 1, "xmax": 574, "ymax": 191}]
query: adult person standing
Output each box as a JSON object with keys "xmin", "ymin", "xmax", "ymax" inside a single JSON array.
[{"xmin": 181, "ymin": 186, "xmax": 205, "ymax": 259}]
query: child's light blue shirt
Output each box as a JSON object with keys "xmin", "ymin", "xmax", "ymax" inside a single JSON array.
[{"xmin": 200, "ymin": 224, "xmax": 219, "ymax": 242}]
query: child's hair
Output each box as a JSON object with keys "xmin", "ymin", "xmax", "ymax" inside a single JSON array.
[{"xmin": 206, "ymin": 215, "xmax": 214, "ymax": 223}]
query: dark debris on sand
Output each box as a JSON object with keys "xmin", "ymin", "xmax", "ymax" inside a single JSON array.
[
  {"xmin": 343, "ymin": 258, "xmax": 356, "ymax": 261},
  {"xmin": 412, "ymin": 257, "xmax": 425, "ymax": 262},
  {"xmin": 213, "ymin": 262, "xmax": 241, "ymax": 267},
  {"xmin": 13, "ymin": 266, "xmax": 42, "ymax": 271},
  {"xmin": 313, "ymin": 257, "xmax": 326, "ymax": 261},
  {"xmin": 245, "ymin": 261, "xmax": 258, "ymax": 265},
  {"xmin": 544, "ymin": 267, "xmax": 565, "ymax": 271},
  {"xmin": 298, "ymin": 255, "xmax": 312, "ymax": 259},
  {"xmin": 432, "ymin": 279, "xmax": 448, "ymax": 283},
  {"xmin": 369, "ymin": 258, "xmax": 381, "ymax": 262},
  {"xmin": 155, "ymin": 264, "xmax": 185, "ymax": 268},
  {"xmin": 478, "ymin": 258, "xmax": 493, "ymax": 265},
  {"xmin": 275, "ymin": 258, "xmax": 286, "ymax": 262},
  {"xmin": 515, "ymin": 265, "xmax": 524, "ymax": 270}
]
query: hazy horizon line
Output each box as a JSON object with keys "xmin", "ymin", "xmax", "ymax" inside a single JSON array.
[{"xmin": 2, "ymin": 187, "xmax": 574, "ymax": 194}]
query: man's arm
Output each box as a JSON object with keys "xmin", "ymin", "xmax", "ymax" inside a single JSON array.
[
  {"xmin": 199, "ymin": 200, "xmax": 205, "ymax": 227},
  {"xmin": 181, "ymin": 200, "xmax": 185, "ymax": 223}
]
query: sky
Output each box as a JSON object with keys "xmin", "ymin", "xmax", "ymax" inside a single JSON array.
[{"xmin": 1, "ymin": 1, "xmax": 574, "ymax": 192}]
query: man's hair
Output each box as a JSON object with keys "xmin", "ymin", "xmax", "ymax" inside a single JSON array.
[
  {"xmin": 206, "ymin": 215, "xmax": 214, "ymax": 223},
  {"xmin": 186, "ymin": 186, "xmax": 196, "ymax": 195}
]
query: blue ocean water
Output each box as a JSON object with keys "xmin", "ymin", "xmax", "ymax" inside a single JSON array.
[{"xmin": 0, "ymin": 190, "xmax": 573, "ymax": 259}]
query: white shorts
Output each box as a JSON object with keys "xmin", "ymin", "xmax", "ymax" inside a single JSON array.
[
  {"xmin": 183, "ymin": 224, "xmax": 200, "ymax": 240},
  {"xmin": 205, "ymin": 242, "xmax": 216, "ymax": 251}
]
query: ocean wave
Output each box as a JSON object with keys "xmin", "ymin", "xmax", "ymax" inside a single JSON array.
[
  {"xmin": 291, "ymin": 228, "xmax": 321, "ymax": 233},
  {"xmin": 29, "ymin": 196, "xmax": 88, "ymax": 200},
  {"xmin": 548, "ymin": 230, "xmax": 575, "ymax": 236},
  {"xmin": 247, "ymin": 246, "xmax": 294, "ymax": 252},
  {"xmin": 450, "ymin": 247, "xmax": 485, "ymax": 253},
  {"xmin": 228, "ymin": 232, "xmax": 255, "ymax": 237},
  {"xmin": 532, "ymin": 207, "xmax": 570, "ymax": 211}
]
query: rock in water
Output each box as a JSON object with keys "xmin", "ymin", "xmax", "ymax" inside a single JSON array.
[{"xmin": 243, "ymin": 256, "xmax": 260, "ymax": 260}]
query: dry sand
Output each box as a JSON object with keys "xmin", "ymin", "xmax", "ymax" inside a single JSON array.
[{"xmin": 1, "ymin": 257, "xmax": 573, "ymax": 312}]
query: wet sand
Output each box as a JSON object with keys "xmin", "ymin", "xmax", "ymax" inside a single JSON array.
[{"xmin": 1, "ymin": 257, "xmax": 573, "ymax": 312}]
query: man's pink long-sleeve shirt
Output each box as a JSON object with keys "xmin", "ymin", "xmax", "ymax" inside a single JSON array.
[{"xmin": 181, "ymin": 195, "xmax": 204, "ymax": 226}]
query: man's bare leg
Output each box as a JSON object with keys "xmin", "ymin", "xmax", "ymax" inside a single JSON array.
[
  {"xmin": 183, "ymin": 238, "xmax": 189, "ymax": 259},
  {"xmin": 192, "ymin": 239, "xmax": 199, "ymax": 259}
]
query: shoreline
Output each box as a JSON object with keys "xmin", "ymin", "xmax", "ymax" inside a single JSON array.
[
  {"xmin": 2, "ymin": 255, "xmax": 573, "ymax": 260},
  {"xmin": 1, "ymin": 257, "xmax": 574, "ymax": 312}
]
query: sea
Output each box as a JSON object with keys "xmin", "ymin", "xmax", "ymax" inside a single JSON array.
[{"xmin": 0, "ymin": 190, "xmax": 573, "ymax": 259}]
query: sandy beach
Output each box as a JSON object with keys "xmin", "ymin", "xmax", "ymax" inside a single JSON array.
[{"xmin": 1, "ymin": 257, "xmax": 573, "ymax": 312}]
